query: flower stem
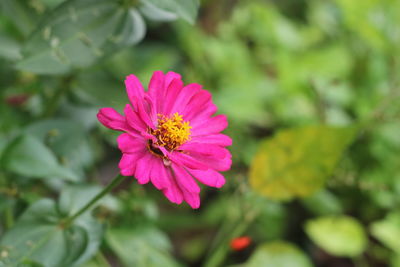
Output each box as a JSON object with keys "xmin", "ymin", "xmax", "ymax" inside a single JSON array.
[
  {"xmin": 62, "ymin": 174, "xmax": 125, "ymax": 227},
  {"xmin": 4, "ymin": 205, "xmax": 14, "ymax": 229},
  {"xmin": 42, "ymin": 74, "xmax": 74, "ymax": 118},
  {"xmin": 94, "ymin": 251, "xmax": 110, "ymax": 266},
  {"xmin": 204, "ymin": 209, "xmax": 257, "ymax": 267}
]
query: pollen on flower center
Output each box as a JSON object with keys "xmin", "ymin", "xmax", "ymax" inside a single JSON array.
[{"xmin": 150, "ymin": 112, "xmax": 192, "ymax": 151}]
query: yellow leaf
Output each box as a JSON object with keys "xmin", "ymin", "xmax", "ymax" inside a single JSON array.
[{"xmin": 249, "ymin": 125, "xmax": 357, "ymax": 201}]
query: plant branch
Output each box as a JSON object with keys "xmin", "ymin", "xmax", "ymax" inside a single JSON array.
[
  {"xmin": 61, "ymin": 174, "xmax": 125, "ymax": 227},
  {"xmin": 42, "ymin": 74, "xmax": 75, "ymax": 118}
]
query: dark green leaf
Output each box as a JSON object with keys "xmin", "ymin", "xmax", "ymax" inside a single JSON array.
[
  {"xmin": 0, "ymin": 33, "xmax": 22, "ymax": 61},
  {"xmin": 393, "ymin": 254, "xmax": 400, "ymax": 267},
  {"xmin": 0, "ymin": 135, "xmax": 79, "ymax": 181},
  {"xmin": 0, "ymin": 199, "xmax": 88, "ymax": 266},
  {"xmin": 0, "ymin": 0, "xmax": 41, "ymax": 37},
  {"xmin": 58, "ymin": 184, "xmax": 118, "ymax": 216},
  {"xmin": 73, "ymin": 70, "xmax": 127, "ymax": 107},
  {"xmin": 0, "ymin": 186, "xmax": 105, "ymax": 266},
  {"xmin": 58, "ymin": 186, "xmax": 105, "ymax": 267},
  {"xmin": 26, "ymin": 119, "xmax": 95, "ymax": 180},
  {"xmin": 141, "ymin": 0, "xmax": 199, "ymax": 24},
  {"xmin": 106, "ymin": 227, "xmax": 179, "ymax": 267},
  {"xmin": 16, "ymin": 0, "xmax": 146, "ymax": 74},
  {"xmin": 139, "ymin": 2, "xmax": 178, "ymax": 22},
  {"xmin": 302, "ymin": 190, "xmax": 343, "ymax": 216}
]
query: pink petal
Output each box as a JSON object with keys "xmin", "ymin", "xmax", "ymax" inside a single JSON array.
[
  {"xmin": 148, "ymin": 71, "xmax": 166, "ymax": 113},
  {"xmin": 119, "ymin": 151, "xmax": 146, "ymax": 176},
  {"xmin": 189, "ymin": 103, "xmax": 218, "ymax": 126},
  {"xmin": 134, "ymin": 153, "xmax": 155, "ymax": 184},
  {"xmin": 124, "ymin": 104, "xmax": 147, "ymax": 133},
  {"xmin": 148, "ymin": 71, "xmax": 165, "ymax": 92},
  {"xmin": 162, "ymin": 78, "xmax": 184, "ymax": 115},
  {"xmin": 136, "ymin": 100, "xmax": 156, "ymax": 129},
  {"xmin": 169, "ymin": 152, "xmax": 208, "ymax": 170},
  {"xmin": 191, "ymin": 115, "xmax": 228, "ymax": 136},
  {"xmin": 117, "ymin": 133, "xmax": 147, "ymax": 154},
  {"xmin": 148, "ymin": 71, "xmax": 182, "ymax": 115},
  {"xmin": 179, "ymin": 143, "xmax": 230, "ymax": 159},
  {"xmin": 182, "ymin": 90, "xmax": 214, "ymax": 120},
  {"xmin": 173, "ymin": 150, "xmax": 232, "ymax": 172},
  {"xmin": 165, "ymin": 71, "xmax": 181, "ymax": 86},
  {"xmin": 195, "ymin": 153, "xmax": 232, "ymax": 172},
  {"xmin": 150, "ymin": 159, "xmax": 171, "ymax": 190},
  {"xmin": 187, "ymin": 168, "xmax": 226, "ymax": 188},
  {"xmin": 188, "ymin": 134, "xmax": 232, "ymax": 146},
  {"xmin": 170, "ymin": 83, "xmax": 202, "ymax": 115},
  {"xmin": 97, "ymin": 108, "xmax": 129, "ymax": 132},
  {"xmin": 125, "ymin": 74, "xmax": 145, "ymax": 106},
  {"xmin": 144, "ymin": 95, "xmax": 157, "ymax": 125},
  {"xmin": 162, "ymin": 170, "xmax": 184, "ymax": 204},
  {"xmin": 178, "ymin": 185, "xmax": 200, "ymax": 209},
  {"xmin": 171, "ymin": 163, "xmax": 200, "ymax": 194}
]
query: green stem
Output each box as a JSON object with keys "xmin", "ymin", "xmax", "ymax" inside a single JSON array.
[
  {"xmin": 1, "ymin": 172, "xmax": 16, "ymax": 229},
  {"xmin": 62, "ymin": 174, "xmax": 125, "ymax": 227},
  {"xmin": 4, "ymin": 204, "xmax": 14, "ymax": 229},
  {"xmin": 357, "ymin": 92, "xmax": 400, "ymax": 134},
  {"xmin": 95, "ymin": 251, "xmax": 110, "ymax": 266},
  {"xmin": 309, "ymin": 80, "xmax": 327, "ymax": 124},
  {"xmin": 353, "ymin": 254, "xmax": 369, "ymax": 267},
  {"xmin": 204, "ymin": 209, "xmax": 258, "ymax": 267},
  {"xmin": 42, "ymin": 74, "xmax": 74, "ymax": 118}
]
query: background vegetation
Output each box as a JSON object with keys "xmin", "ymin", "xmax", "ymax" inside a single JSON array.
[{"xmin": 1, "ymin": 0, "xmax": 399, "ymax": 266}]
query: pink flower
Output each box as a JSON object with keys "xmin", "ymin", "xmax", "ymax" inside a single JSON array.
[{"xmin": 97, "ymin": 71, "xmax": 232, "ymax": 209}]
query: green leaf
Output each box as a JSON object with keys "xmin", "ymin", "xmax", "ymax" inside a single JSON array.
[
  {"xmin": 82, "ymin": 259, "xmax": 108, "ymax": 267},
  {"xmin": 58, "ymin": 186, "xmax": 105, "ymax": 267},
  {"xmin": 26, "ymin": 119, "xmax": 95, "ymax": 180},
  {"xmin": 0, "ymin": 135, "xmax": 79, "ymax": 181},
  {"xmin": 370, "ymin": 212, "xmax": 400, "ymax": 254},
  {"xmin": 249, "ymin": 125, "xmax": 357, "ymax": 200},
  {"xmin": 104, "ymin": 43, "xmax": 180, "ymax": 82},
  {"xmin": 278, "ymin": 45, "xmax": 352, "ymax": 91},
  {"xmin": 106, "ymin": 227, "xmax": 179, "ymax": 267},
  {"xmin": 73, "ymin": 70, "xmax": 127, "ymax": 107},
  {"xmin": 246, "ymin": 241, "xmax": 313, "ymax": 267},
  {"xmin": 335, "ymin": 0, "xmax": 389, "ymax": 50},
  {"xmin": 231, "ymin": 2, "xmax": 302, "ymax": 50},
  {"xmin": 0, "ymin": 199, "xmax": 87, "ymax": 267},
  {"xmin": 392, "ymin": 254, "xmax": 400, "ymax": 267},
  {"xmin": 139, "ymin": 1, "xmax": 178, "ymax": 22},
  {"xmin": 40, "ymin": 0, "xmax": 65, "ymax": 9},
  {"xmin": 0, "ymin": 0, "xmax": 41, "ymax": 37},
  {"xmin": 305, "ymin": 215, "xmax": 367, "ymax": 257},
  {"xmin": 142, "ymin": 0, "xmax": 200, "ymax": 24},
  {"xmin": 0, "ymin": 33, "xmax": 22, "ymax": 61},
  {"xmin": 0, "ymin": 187, "xmax": 104, "ymax": 266},
  {"xmin": 302, "ymin": 190, "xmax": 343, "ymax": 216},
  {"xmin": 58, "ymin": 184, "xmax": 119, "ymax": 217},
  {"xmin": 16, "ymin": 0, "xmax": 146, "ymax": 74}
]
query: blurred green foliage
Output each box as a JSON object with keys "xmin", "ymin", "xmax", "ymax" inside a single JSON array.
[
  {"xmin": 305, "ymin": 216, "xmax": 367, "ymax": 257},
  {"xmin": 0, "ymin": 0, "xmax": 399, "ymax": 266},
  {"xmin": 247, "ymin": 241, "xmax": 313, "ymax": 267}
]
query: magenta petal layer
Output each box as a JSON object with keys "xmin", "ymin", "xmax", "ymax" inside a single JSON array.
[{"xmin": 97, "ymin": 71, "xmax": 232, "ymax": 209}]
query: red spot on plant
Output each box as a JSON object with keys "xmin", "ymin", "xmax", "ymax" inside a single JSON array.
[
  {"xmin": 230, "ymin": 236, "xmax": 251, "ymax": 251},
  {"xmin": 5, "ymin": 94, "xmax": 29, "ymax": 106}
]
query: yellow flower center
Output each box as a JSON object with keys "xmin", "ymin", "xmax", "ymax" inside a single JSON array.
[{"xmin": 150, "ymin": 113, "xmax": 192, "ymax": 151}]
